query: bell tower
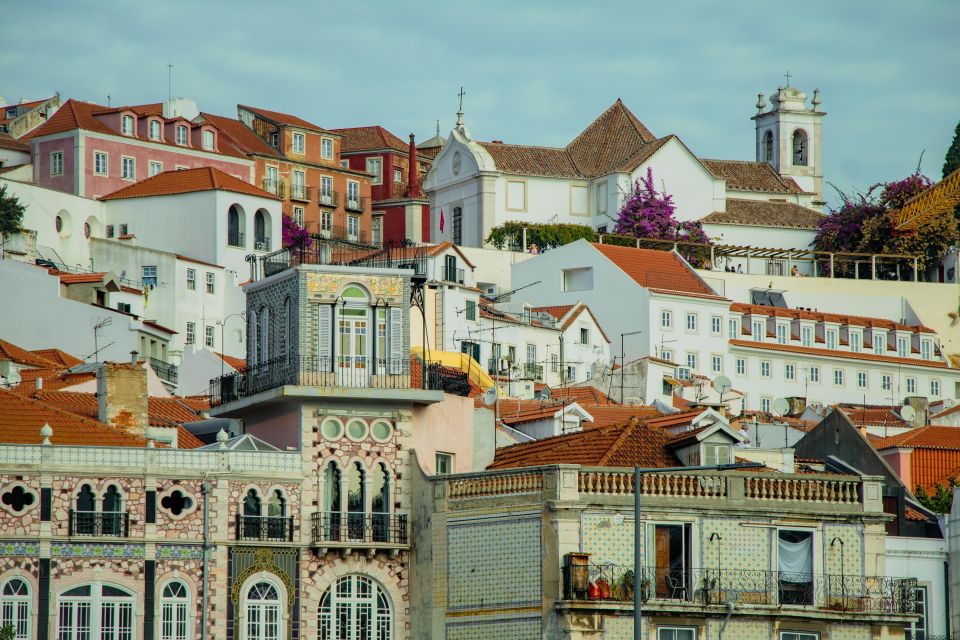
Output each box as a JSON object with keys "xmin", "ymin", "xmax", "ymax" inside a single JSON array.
[{"xmin": 753, "ymin": 82, "xmax": 825, "ymax": 206}]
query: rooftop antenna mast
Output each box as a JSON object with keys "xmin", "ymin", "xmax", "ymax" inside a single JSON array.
[
  {"xmin": 92, "ymin": 317, "xmax": 112, "ymax": 362},
  {"xmin": 167, "ymin": 64, "xmax": 173, "ymax": 105}
]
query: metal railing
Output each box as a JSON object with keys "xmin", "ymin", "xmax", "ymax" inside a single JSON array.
[
  {"xmin": 227, "ymin": 231, "xmax": 245, "ymax": 248},
  {"xmin": 318, "ymin": 190, "xmax": 339, "ymax": 207},
  {"xmin": 576, "ymin": 564, "xmax": 917, "ymax": 615},
  {"xmin": 149, "ymin": 357, "xmax": 178, "ymax": 385},
  {"xmin": 521, "ymin": 363, "xmax": 544, "ymax": 381},
  {"xmin": 262, "ymin": 178, "xmax": 285, "ymax": 197},
  {"xmin": 345, "ymin": 195, "xmax": 366, "ymax": 212},
  {"xmin": 254, "ymin": 235, "xmax": 272, "ymax": 252},
  {"xmin": 69, "ymin": 510, "xmax": 130, "ymax": 537},
  {"xmin": 442, "ymin": 266, "xmax": 465, "ymax": 284},
  {"xmin": 424, "ymin": 362, "xmax": 472, "ymax": 396},
  {"xmin": 290, "ymin": 185, "xmax": 312, "ymax": 201},
  {"xmin": 236, "ymin": 514, "xmax": 295, "ymax": 542},
  {"xmin": 260, "ymin": 239, "xmax": 428, "ymax": 278},
  {"xmin": 310, "ymin": 511, "xmax": 408, "ymax": 545}
]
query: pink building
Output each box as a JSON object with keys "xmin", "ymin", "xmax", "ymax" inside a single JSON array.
[{"xmin": 24, "ymin": 100, "xmax": 254, "ymax": 199}]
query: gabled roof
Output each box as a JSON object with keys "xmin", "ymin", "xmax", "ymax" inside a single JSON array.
[
  {"xmin": 0, "ymin": 338, "xmax": 58, "ymax": 368},
  {"xmin": 0, "ymin": 133, "xmax": 29, "ymax": 152},
  {"xmin": 874, "ymin": 426, "xmax": 960, "ymax": 452},
  {"xmin": 488, "ymin": 416, "xmax": 681, "ymax": 470},
  {"xmin": 498, "ymin": 400, "xmax": 592, "ymax": 427},
  {"xmin": 479, "ymin": 141, "xmax": 583, "ymax": 178},
  {"xmin": 581, "ymin": 404, "xmax": 663, "ymax": 428},
  {"xmin": 700, "ymin": 159, "xmax": 805, "ymax": 194},
  {"xmin": 8, "ymin": 368, "xmax": 96, "ymax": 395},
  {"xmin": 238, "ymin": 104, "xmax": 328, "ymax": 133},
  {"xmin": 30, "ymin": 348, "xmax": 83, "ymax": 368},
  {"xmin": 701, "ymin": 199, "xmax": 824, "ymax": 230},
  {"xmin": 200, "ymin": 112, "xmax": 280, "ymax": 158},
  {"xmin": 836, "ymin": 404, "xmax": 911, "ymax": 429},
  {"xmin": 590, "ymin": 243, "xmax": 721, "ymax": 298},
  {"xmin": 0, "ymin": 388, "xmax": 150, "ymax": 447},
  {"xmin": 566, "ymin": 99, "xmax": 655, "ymax": 177},
  {"xmin": 214, "ymin": 352, "xmax": 246, "ymax": 373},
  {"xmin": 99, "ymin": 167, "xmax": 276, "ymax": 201},
  {"xmin": 550, "ymin": 386, "xmax": 614, "ymax": 405},
  {"xmin": 331, "ymin": 126, "xmax": 410, "ymax": 154}
]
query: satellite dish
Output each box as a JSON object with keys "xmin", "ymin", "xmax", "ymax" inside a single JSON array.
[
  {"xmin": 481, "ymin": 387, "xmax": 497, "ymax": 406},
  {"xmin": 899, "ymin": 405, "xmax": 917, "ymax": 423},
  {"xmin": 713, "ymin": 375, "xmax": 732, "ymax": 394},
  {"xmin": 772, "ymin": 398, "xmax": 790, "ymax": 416}
]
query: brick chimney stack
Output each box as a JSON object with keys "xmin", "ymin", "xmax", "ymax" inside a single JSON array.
[
  {"xmin": 406, "ymin": 134, "xmax": 420, "ymax": 198},
  {"xmin": 98, "ymin": 361, "xmax": 149, "ymax": 437}
]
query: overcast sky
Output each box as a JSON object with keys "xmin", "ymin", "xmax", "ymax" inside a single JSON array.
[{"xmin": 3, "ymin": 0, "xmax": 957, "ymax": 205}]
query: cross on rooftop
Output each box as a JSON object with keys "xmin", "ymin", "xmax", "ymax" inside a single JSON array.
[
  {"xmin": 457, "ymin": 86, "xmax": 466, "ymax": 111},
  {"xmin": 784, "ymin": 71, "xmax": 792, "ymax": 87}
]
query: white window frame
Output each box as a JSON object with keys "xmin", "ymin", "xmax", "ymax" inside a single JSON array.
[
  {"xmin": 906, "ymin": 377, "xmax": 916, "ymax": 394},
  {"xmin": 186, "ymin": 268, "xmax": 196, "ymax": 290},
  {"xmin": 801, "ymin": 326, "xmax": 812, "ymax": 347},
  {"xmin": 686, "ymin": 352, "xmax": 698, "ymax": 371},
  {"xmin": 761, "ymin": 396, "xmax": 772, "ymax": 413},
  {"xmin": 711, "ymin": 354, "xmax": 722, "ymax": 374},
  {"xmin": 703, "ymin": 444, "xmax": 731, "ymax": 466},
  {"xmin": 121, "ymin": 156, "xmax": 136, "ymax": 181},
  {"xmin": 897, "ymin": 336, "xmax": 909, "ymax": 358},
  {"xmin": 834, "ymin": 368, "xmax": 845, "ymax": 386},
  {"xmin": 176, "ymin": 125, "xmax": 188, "ymax": 145},
  {"xmin": 931, "ymin": 379, "xmax": 941, "ymax": 397},
  {"xmin": 205, "ymin": 272, "xmax": 215, "ymax": 294},
  {"xmin": 149, "ymin": 160, "xmax": 163, "ymax": 177},
  {"xmin": 366, "ymin": 156, "xmax": 383, "ymax": 185},
  {"xmin": 57, "ymin": 583, "xmax": 135, "ymax": 640},
  {"xmin": 728, "ymin": 318, "xmax": 739, "ymax": 338},
  {"xmin": 661, "ymin": 349, "xmax": 673, "ymax": 362},
  {"xmin": 760, "ymin": 360, "xmax": 771, "ymax": 379},
  {"xmin": 710, "ymin": 315, "xmax": 722, "ymax": 336},
  {"xmin": 347, "ymin": 180, "xmax": 360, "ymax": 204},
  {"xmin": 320, "ymin": 175, "xmax": 333, "ymax": 196},
  {"xmin": 780, "ymin": 633, "xmax": 819, "ymax": 640},
  {"xmin": 0, "ymin": 577, "xmax": 30, "ymax": 640},
  {"xmin": 186, "ymin": 322, "xmax": 196, "ymax": 345},
  {"xmin": 347, "ymin": 215, "xmax": 359, "ymax": 238},
  {"xmin": 293, "ymin": 206, "xmax": 304, "ymax": 227},
  {"xmin": 825, "ymin": 329, "xmax": 838, "ymax": 350},
  {"xmin": 291, "ymin": 132, "xmax": 305, "ymax": 154},
  {"xmin": 686, "ymin": 312, "xmax": 698, "ymax": 333},
  {"xmin": 205, "ymin": 325, "xmax": 215, "ymax": 348},
  {"xmin": 241, "ymin": 577, "xmax": 285, "ymax": 640},
  {"xmin": 436, "ymin": 452, "xmax": 453, "ymax": 475},
  {"xmin": 857, "ymin": 370, "xmax": 868, "ymax": 389},
  {"xmin": 94, "ymin": 151, "xmax": 108, "ymax": 176},
  {"xmin": 657, "ymin": 627, "xmax": 697, "ymax": 640},
  {"xmin": 873, "ymin": 331, "xmax": 885, "ymax": 355},
  {"xmin": 317, "ymin": 575, "xmax": 391, "ymax": 640},
  {"xmin": 321, "ymin": 137, "xmax": 333, "ymax": 159},
  {"xmin": 809, "ymin": 366, "xmax": 820, "ymax": 383},
  {"xmin": 736, "ymin": 358, "xmax": 746, "ymax": 376},
  {"xmin": 850, "ymin": 331, "xmax": 862, "ymax": 353},
  {"xmin": 202, "ymin": 130, "xmax": 215, "ymax": 150},
  {"xmin": 785, "ymin": 363, "xmax": 796, "ymax": 381},
  {"xmin": 752, "ymin": 320, "xmax": 764, "ymax": 342},
  {"xmin": 149, "ymin": 120, "xmax": 162, "ymax": 140},
  {"xmin": 122, "ymin": 114, "xmax": 135, "ymax": 135},
  {"xmin": 50, "ymin": 151, "xmax": 64, "ymax": 176},
  {"xmin": 881, "ymin": 374, "xmax": 892, "ymax": 392},
  {"xmin": 921, "ymin": 339, "xmax": 932, "ymax": 360},
  {"xmin": 159, "ymin": 580, "xmax": 190, "ymax": 640},
  {"xmin": 776, "ymin": 323, "xmax": 788, "ymax": 344},
  {"xmin": 661, "ymin": 310, "xmax": 673, "ymax": 330}
]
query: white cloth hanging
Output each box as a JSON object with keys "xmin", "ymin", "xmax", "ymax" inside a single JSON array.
[{"xmin": 778, "ymin": 535, "xmax": 813, "ymax": 577}]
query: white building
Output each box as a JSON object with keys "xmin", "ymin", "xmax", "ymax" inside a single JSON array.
[{"xmin": 424, "ymin": 87, "xmax": 824, "ymax": 250}]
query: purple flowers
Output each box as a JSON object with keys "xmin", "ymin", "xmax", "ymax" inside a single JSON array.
[{"xmin": 282, "ymin": 214, "xmax": 313, "ymax": 250}]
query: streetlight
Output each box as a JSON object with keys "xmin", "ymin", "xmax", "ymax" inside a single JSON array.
[
  {"xmin": 633, "ymin": 462, "xmax": 762, "ymax": 640},
  {"xmin": 215, "ymin": 312, "xmax": 246, "ymax": 378},
  {"xmin": 620, "ymin": 330, "xmax": 642, "ymax": 403}
]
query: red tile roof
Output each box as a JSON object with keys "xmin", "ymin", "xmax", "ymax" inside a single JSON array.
[
  {"xmin": 30, "ymin": 348, "xmax": 83, "ymax": 368},
  {"xmin": 551, "ymin": 386, "xmax": 614, "ymax": 405},
  {"xmin": 590, "ymin": 243, "xmax": 720, "ymax": 298},
  {"xmin": 9, "ymin": 368, "xmax": 96, "ymax": 395},
  {"xmin": 214, "ymin": 352, "xmax": 246, "ymax": 373},
  {"xmin": 730, "ymin": 303, "xmax": 935, "ymax": 334},
  {"xmin": 700, "ymin": 159, "xmax": 806, "ymax": 194},
  {"xmin": 238, "ymin": 104, "xmax": 328, "ymax": 133},
  {"xmin": 837, "ymin": 405, "xmax": 911, "ymax": 429},
  {"xmin": 0, "ymin": 339, "xmax": 58, "ymax": 368},
  {"xmin": 729, "ymin": 339, "xmax": 948, "ymax": 369},
  {"xmin": 99, "ymin": 167, "xmax": 276, "ymax": 201},
  {"xmin": 582, "ymin": 404, "xmax": 664, "ymax": 428},
  {"xmin": 566, "ymin": 99, "xmax": 656, "ymax": 177},
  {"xmin": 530, "ymin": 305, "xmax": 575, "ymax": 321},
  {"xmin": 331, "ymin": 126, "xmax": 411, "ymax": 155},
  {"xmin": 874, "ymin": 426, "xmax": 960, "ymax": 491},
  {"xmin": 0, "ymin": 133, "xmax": 29, "ymax": 152},
  {"xmin": 701, "ymin": 199, "xmax": 824, "ymax": 230},
  {"xmin": 200, "ymin": 112, "xmax": 280, "ymax": 158},
  {"xmin": 480, "ymin": 141, "xmax": 583, "ymax": 178},
  {"xmin": 874, "ymin": 426, "xmax": 960, "ymax": 451},
  {"xmin": 0, "ymin": 388, "xmax": 149, "ymax": 447},
  {"xmin": 57, "ymin": 272, "xmax": 108, "ymax": 285},
  {"xmin": 905, "ymin": 506, "xmax": 929, "ymax": 521}
]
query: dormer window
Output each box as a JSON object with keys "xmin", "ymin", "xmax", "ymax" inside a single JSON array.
[
  {"xmin": 751, "ymin": 320, "xmax": 763, "ymax": 342},
  {"xmin": 202, "ymin": 130, "xmax": 215, "ymax": 150},
  {"xmin": 269, "ymin": 132, "xmax": 279, "ymax": 148},
  {"xmin": 176, "ymin": 125, "xmax": 188, "ymax": 145},
  {"xmin": 703, "ymin": 444, "xmax": 731, "ymax": 466},
  {"xmin": 873, "ymin": 331, "xmax": 885, "ymax": 355},
  {"xmin": 149, "ymin": 120, "xmax": 161, "ymax": 140},
  {"xmin": 921, "ymin": 339, "xmax": 932, "ymax": 360},
  {"xmin": 122, "ymin": 115, "xmax": 134, "ymax": 136},
  {"xmin": 850, "ymin": 331, "xmax": 862, "ymax": 353},
  {"xmin": 775, "ymin": 323, "xmax": 787, "ymax": 344},
  {"xmin": 825, "ymin": 328, "xmax": 838, "ymax": 350}
]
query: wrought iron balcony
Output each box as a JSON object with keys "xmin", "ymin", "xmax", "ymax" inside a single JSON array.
[
  {"xmin": 345, "ymin": 195, "xmax": 366, "ymax": 212},
  {"xmin": 227, "ymin": 231, "xmax": 245, "ymax": 248},
  {"xmin": 254, "ymin": 235, "xmax": 272, "ymax": 252},
  {"xmin": 441, "ymin": 266, "xmax": 464, "ymax": 284},
  {"xmin": 290, "ymin": 184, "xmax": 312, "ymax": 202},
  {"xmin": 259, "ymin": 239, "xmax": 427, "ymax": 279},
  {"xmin": 149, "ymin": 357, "xmax": 178, "ymax": 385},
  {"xmin": 318, "ymin": 190, "xmax": 339, "ymax": 207},
  {"xmin": 310, "ymin": 511, "xmax": 408, "ymax": 547},
  {"xmin": 236, "ymin": 514, "xmax": 295, "ymax": 542},
  {"xmin": 68, "ymin": 510, "xmax": 130, "ymax": 537},
  {"xmin": 521, "ymin": 363, "xmax": 544, "ymax": 381},
  {"xmin": 567, "ymin": 564, "xmax": 917, "ymax": 615},
  {"xmin": 262, "ymin": 178, "xmax": 285, "ymax": 197}
]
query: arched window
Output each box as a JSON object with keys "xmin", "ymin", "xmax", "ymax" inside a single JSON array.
[
  {"xmin": 254, "ymin": 210, "xmax": 266, "ymax": 248},
  {"xmin": 266, "ymin": 490, "xmax": 287, "ymax": 540},
  {"xmin": 318, "ymin": 575, "xmax": 391, "ymax": 640},
  {"xmin": 74, "ymin": 484, "xmax": 96, "ymax": 535},
  {"xmin": 228, "ymin": 205, "xmax": 243, "ymax": 247},
  {"xmin": 102, "ymin": 485, "xmax": 123, "ymax": 536},
  {"xmin": 347, "ymin": 462, "xmax": 365, "ymax": 541},
  {"xmin": 122, "ymin": 115, "xmax": 134, "ymax": 136},
  {"xmin": 160, "ymin": 580, "xmax": 190, "ymax": 640},
  {"xmin": 763, "ymin": 130, "xmax": 774, "ymax": 163},
  {"xmin": 282, "ymin": 298, "xmax": 292, "ymax": 365},
  {"xmin": 792, "ymin": 129, "xmax": 808, "ymax": 166},
  {"xmin": 371, "ymin": 463, "xmax": 390, "ymax": 542},
  {"xmin": 150, "ymin": 120, "xmax": 161, "ymax": 140},
  {"xmin": 57, "ymin": 583, "xmax": 135, "ymax": 640},
  {"xmin": 242, "ymin": 489, "xmax": 262, "ymax": 540},
  {"xmin": 244, "ymin": 581, "xmax": 282, "ymax": 640},
  {"xmin": 0, "ymin": 577, "xmax": 30, "ymax": 640},
  {"xmin": 248, "ymin": 311, "xmax": 259, "ymax": 367},
  {"xmin": 323, "ymin": 462, "xmax": 342, "ymax": 542},
  {"xmin": 258, "ymin": 306, "xmax": 271, "ymax": 364}
]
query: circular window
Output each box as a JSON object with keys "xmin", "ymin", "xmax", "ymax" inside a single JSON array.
[
  {"xmin": 370, "ymin": 420, "xmax": 392, "ymax": 442},
  {"xmin": 346, "ymin": 419, "xmax": 368, "ymax": 442},
  {"xmin": 320, "ymin": 418, "xmax": 344, "ymax": 441},
  {"xmin": 84, "ymin": 222, "xmax": 91, "ymax": 238},
  {"xmin": 55, "ymin": 216, "xmax": 63, "ymax": 232}
]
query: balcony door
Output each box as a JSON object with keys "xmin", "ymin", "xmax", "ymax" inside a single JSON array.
[
  {"xmin": 337, "ymin": 309, "xmax": 368, "ymax": 386},
  {"xmin": 652, "ymin": 523, "xmax": 691, "ymax": 600}
]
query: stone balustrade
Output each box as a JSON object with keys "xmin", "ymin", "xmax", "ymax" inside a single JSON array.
[{"xmin": 448, "ymin": 470, "xmax": 544, "ymax": 499}]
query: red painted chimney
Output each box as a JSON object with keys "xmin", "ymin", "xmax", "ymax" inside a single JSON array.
[{"xmin": 406, "ymin": 133, "xmax": 420, "ymax": 198}]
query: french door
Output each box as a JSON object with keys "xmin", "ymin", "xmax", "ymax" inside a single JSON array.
[{"xmin": 337, "ymin": 311, "xmax": 368, "ymax": 386}]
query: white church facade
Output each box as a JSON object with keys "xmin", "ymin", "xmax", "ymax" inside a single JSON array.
[{"xmin": 423, "ymin": 85, "xmax": 826, "ymax": 252}]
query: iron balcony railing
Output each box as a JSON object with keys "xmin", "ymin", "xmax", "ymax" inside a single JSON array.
[
  {"xmin": 290, "ymin": 184, "xmax": 312, "ymax": 202},
  {"xmin": 571, "ymin": 564, "xmax": 917, "ymax": 615},
  {"xmin": 345, "ymin": 195, "xmax": 366, "ymax": 212},
  {"xmin": 521, "ymin": 363, "xmax": 544, "ymax": 381},
  {"xmin": 149, "ymin": 357, "xmax": 178, "ymax": 385},
  {"xmin": 227, "ymin": 231, "xmax": 245, "ymax": 248},
  {"xmin": 260, "ymin": 239, "xmax": 428, "ymax": 279},
  {"xmin": 262, "ymin": 178, "xmax": 285, "ymax": 197},
  {"xmin": 68, "ymin": 510, "xmax": 130, "ymax": 537},
  {"xmin": 424, "ymin": 362, "xmax": 472, "ymax": 396},
  {"xmin": 236, "ymin": 514, "xmax": 295, "ymax": 542},
  {"xmin": 254, "ymin": 235, "xmax": 272, "ymax": 252},
  {"xmin": 442, "ymin": 266, "xmax": 465, "ymax": 284},
  {"xmin": 310, "ymin": 511, "xmax": 408, "ymax": 546},
  {"xmin": 318, "ymin": 190, "xmax": 339, "ymax": 207}
]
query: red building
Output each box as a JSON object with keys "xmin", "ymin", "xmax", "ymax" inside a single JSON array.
[{"xmin": 332, "ymin": 126, "xmax": 434, "ymax": 245}]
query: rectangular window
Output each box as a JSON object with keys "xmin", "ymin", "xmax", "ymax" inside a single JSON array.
[
  {"xmin": 686, "ymin": 352, "xmax": 698, "ymax": 371},
  {"xmin": 873, "ymin": 332, "xmax": 885, "ymax": 355},
  {"xmin": 142, "ymin": 265, "xmax": 158, "ymax": 288},
  {"xmin": 149, "ymin": 120, "xmax": 161, "ymax": 140},
  {"xmin": 561, "ymin": 267, "xmax": 593, "ymax": 292},
  {"xmin": 293, "ymin": 206, "xmax": 304, "ymax": 227},
  {"xmin": 452, "ymin": 206, "xmax": 463, "ymax": 244},
  {"xmin": 185, "ymin": 322, "xmax": 195, "ymax": 344},
  {"xmin": 465, "ymin": 300, "xmax": 476, "ymax": 321},
  {"xmin": 857, "ymin": 371, "xmax": 868, "ymax": 388},
  {"xmin": 801, "ymin": 326, "xmax": 812, "ymax": 347},
  {"xmin": 526, "ymin": 344, "xmax": 536, "ymax": 366},
  {"xmin": 777, "ymin": 530, "xmax": 814, "ymax": 605},
  {"xmin": 897, "ymin": 336, "xmax": 909, "ymax": 358},
  {"xmin": 366, "ymin": 157, "xmax": 383, "ymax": 185},
  {"xmin": 686, "ymin": 313, "xmax": 697, "ymax": 332},
  {"xmin": 116, "ymin": 302, "xmax": 131, "ymax": 314},
  {"xmin": 347, "ymin": 180, "xmax": 360, "ymax": 204},
  {"xmin": 202, "ymin": 130, "xmax": 214, "ymax": 150},
  {"xmin": 121, "ymin": 156, "xmax": 135, "ymax": 180},
  {"xmin": 292, "ymin": 132, "xmax": 305, "ymax": 154},
  {"xmin": 711, "ymin": 316, "xmax": 722, "ymax": 336},
  {"xmin": 850, "ymin": 332, "xmax": 862, "ymax": 353},
  {"xmin": 661, "ymin": 310, "xmax": 673, "ymax": 330},
  {"xmin": 878, "ymin": 374, "xmax": 891, "ymax": 391},
  {"xmin": 550, "ymin": 353, "xmax": 559, "ymax": 372},
  {"xmin": 269, "ymin": 131, "xmax": 279, "ymax": 148},
  {"xmin": 809, "ymin": 366, "xmax": 820, "ymax": 383},
  {"xmin": 148, "ymin": 161, "xmax": 163, "ymax": 177},
  {"xmin": 826, "ymin": 329, "xmax": 838, "ymax": 350},
  {"xmin": 776, "ymin": 323, "xmax": 788, "ymax": 344},
  {"xmin": 780, "ymin": 633, "xmax": 818, "ymax": 640},
  {"xmin": 752, "ymin": 320, "xmax": 764, "ymax": 342},
  {"xmin": 711, "ymin": 354, "xmax": 722, "ymax": 373},
  {"xmin": 120, "ymin": 223, "xmax": 128, "ymax": 235},
  {"xmin": 340, "ymin": 159, "xmax": 349, "ymax": 168},
  {"xmin": 205, "ymin": 272, "xmax": 215, "ymax": 294},
  {"xmin": 292, "ymin": 170, "xmax": 306, "ymax": 199},
  {"xmin": 122, "ymin": 114, "xmax": 134, "ymax": 135},
  {"xmin": 906, "ymin": 377, "xmax": 916, "ymax": 394},
  {"xmin": 728, "ymin": 318, "xmax": 739, "ymax": 338},
  {"xmin": 394, "ymin": 167, "xmax": 402, "ymax": 182},
  {"xmin": 661, "ymin": 349, "xmax": 673, "ymax": 362},
  {"xmin": 176, "ymin": 125, "xmax": 188, "ymax": 145},
  {"xmin": 931, "ymin": 379, "xmax": 941, "ymax": 397},
  {"xmin": 186, "ymin": 268, "xmax": 196, "ymax": 290},
  {"xmin": 760, "ymin": 361, "xmax": 770, "ymax": 378},
  {"xmin": 321, "ymin": 211, "xmax": 332, "ymax": 231},
  {"xmin": 703, "ymin": 444, "xmax": 731, "ymax": 466},
  {"xmin": 204, "ymin": 325, "xmax": 215, "ymax": 348},
  {"xmin": 435, "ymin": 452, "xmax": 453, "ymax": 475},
  {"xmin": 760, "ymin": 396, "xmax": 772, "ymax": 412},
  {"xmin": 785, "ymin": 363, "xmax": 796, "ymax": 381},
  {"xmin": 921, "ymin": 340, "xmax": 932, "ymax": 360},
  {"xmin": 50, "ymin": 151, "xmax": 63, "ymax": 176},
  {"xmin": 580, "ymin": 327, "xmax": 589, "ymax": 344},
  {"xmin": 907, "ymin": 586, "xmax": 928, "ymax": 640},
  {"xmin": 321, "ymin": 137, "xmax": 333, "ymax": 159},
  {"xmin": 94, "ymin": 152, "xmax": 108, "ymax": 175},
  {"xmin": 658, "ymin": 627, "xmax": 697, "ymax": 639},
  {"xmin": 834, "ymin": 368, "xmax": 845, "ymax": 386},
  {"xmin": 106, "ymin": 224, "xmax": 115, "ymax": 238},
  {"xmin": 736, "ymin": 358, "xmax": 746, "ymax": 375},
  {"xmin": 348, "ymin": 215, "xmax": 359, "ymax": 239},
  {"xmin": 320, "ymin": 175, "xmax": 333, "ymax": 197}
]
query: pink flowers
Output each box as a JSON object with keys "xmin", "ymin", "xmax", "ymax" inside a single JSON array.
[{"xmin": 282, "ymin": 214, "xmax": 313, "ymax": 250}]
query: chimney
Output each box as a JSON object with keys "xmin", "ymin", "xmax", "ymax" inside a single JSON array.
[
  {"xmin": 904, "ymin": 396, "xmax": 929, "ymax": 428},
  {"xmin": 786, "ymin": 396, "xmax": 806, "ymax": 417},
  {"xmin": 97, "ymin": 361, "xmax": 149, "ymax": 437},
  {"xmin": 406, "ymin": 134, "xmax": 420, "ymax": 198}
]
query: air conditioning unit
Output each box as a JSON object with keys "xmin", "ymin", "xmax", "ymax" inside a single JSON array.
[{"xmin": 677, "ymin": 366, "xmax": 692, "ymax": 381}]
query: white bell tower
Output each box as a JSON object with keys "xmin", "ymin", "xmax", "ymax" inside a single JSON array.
[{"xmin": 753, "ymin": 82, "xmax": 825, "ymax": 207}]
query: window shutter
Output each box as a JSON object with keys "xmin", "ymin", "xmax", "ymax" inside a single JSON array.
[
  {"xmin": 389, "ymin": 307, "xmax": 403, "ymax": 373},
  {"xmin": 318, "ymin": 305, "xmax": 332, "ymax": 371}
]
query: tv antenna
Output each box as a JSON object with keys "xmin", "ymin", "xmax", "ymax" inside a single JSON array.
[{"xmin": 92, "ymin": 317, "xmax": 112, "ymax": 362}]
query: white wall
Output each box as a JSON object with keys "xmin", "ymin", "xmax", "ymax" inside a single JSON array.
[
  {"xmin": 647, "ymin": 292, "xmax": 730, "ymax": 376},
  {"xmin": 180, "ymin": 345, "xmax": 238, "ymax": 397},
  {"xmin": 886, "ymin": 536, "xmax": 947, "ymax": 639},
  {"xmin": 630, "ymin": 138, "xmax": 726, "ymax": 224},
  {"xmin": 456, "ymin": 246, "xmax": 533, "ymax": 295}
]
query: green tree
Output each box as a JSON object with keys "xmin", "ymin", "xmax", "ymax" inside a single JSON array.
[
  {"xmin": 944, "ymin": 121, "xmax": 960, "ymax": 179},
  {"xmin": 0, "ymin": 184, "xmax": 25, "ymax": 237},
  {"xmin": 914, "ymin": 477, "xmax": 959, "ymax": 513},
  {"xmin": 485, "ymin": 221, "xmax": 596, "ymax": 251},
  {"xmin": 0, "ymin": 622, "xmax": 14, "ymax": 640}
]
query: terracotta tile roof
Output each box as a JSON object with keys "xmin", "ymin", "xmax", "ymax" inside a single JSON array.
[
  {"xmin": 729, "ymin": 303, "xmax": 935, "ymax": 334},
  {"xmin": 331, "ymin": 126, "xmax": 410, "ymax": 154},
  {"xmin": 238, "ymin": 104, "xmax": 328, "ymax": 133},
  {"xmin": 566, "ymin": 99, "xmax": 655, "ymax": 177},
  {"xmin": 700, "ymin": 159, "xmax": 805, "ymax": 194},
  {"xmin": 590, "ymin": 243, "xmax": 719, "ymax": 297},
  {"xmin": 99, "ymin": 167, "xmax": 276, "ymax": 201},
  {"xmin": 497, "ymin": 399, "xmax": 574, "ymax": 425},
  {"xmin": 0, "ymin": 133, "xmax": 29, "ymax": 152},
  {"xmin": 729, "ymin": 338, "xmax": 949, "ymax": 369},
  {"xmin": 30, "ymin": 348, "xmax": 83, "ymax": 368},
  {"xmin": 200, "ymin": 112, "xmax": 279, "ymax": 158},
  {"xmin": 644, "ymin": 409, "xmax": 707, "ymax": 430},
  {"xmin": 874, "ymin": 426, "xmax": 960, "ymax": 451},
  {"xmin": 837, "ymin": 404, "xmax": 911, "ymax": 429},
  {"xmin": 582, "ymin": 404, "xmax": 663, "ymax": 428},
  {"xmin": 874, "ymin": 427, "xmax": 960, "ymax": 491},
  {"xmin": 57, "ymin": 272, "xmax": 108, "ymax": 285},
  {"xmin": 29, "ymin": 390, "xmax": 203, "ymax": 431},
  {"xmin": 479, "ymin": 141, "xmax": 583, "ymax": 178},
  {"xmin": 530, "ymin": 305, "xmax": 575, "ymax": 321},
  {"xmin": 905, "ymin": 506, "xmax": 929, "ymax": 521},
  {"xmin": 214, "ymin": 352, "xmax": 246, "ymax": 373},
  {"xmin": 551, "ymin": 386, "xmax": 614, "ymax": 405},
  {"xmin": 0, "ymin": 388, "xmax": 149, "ymax": 446},
  {"xmin": 179, "ymin": 396, "xmax": 212, "ymax": 413},
  {"xmin": 9, "ymin": 368, "xmax": 96, "ymax": 395},
  {"xmin": 0, "ymin": 339, "xmax": 58, "ymax": 368},
  {"xmin": 701, "ymin": 199, "xmax": 824, "ymax": 230},
  {"xmin": 931, "ymin": 404, "xmax": 960, "ymax": 419},
  {"xmin": 488, "ymin": 416, "xmax": 681, "ymax": 470}
]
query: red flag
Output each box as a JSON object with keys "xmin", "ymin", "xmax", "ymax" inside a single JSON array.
[{"xmin": 439, "ymin": 207, "xmax": 445, "ymax": 233}]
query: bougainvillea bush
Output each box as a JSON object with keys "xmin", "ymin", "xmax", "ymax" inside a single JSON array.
[{"xmin": 282, "ymin": 214, "xmax": 313, "ymax": 250}]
